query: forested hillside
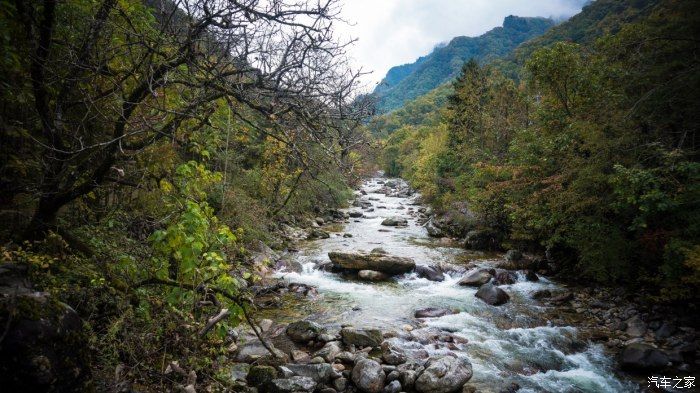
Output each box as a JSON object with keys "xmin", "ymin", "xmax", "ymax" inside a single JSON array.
[
  {"xmin": 371, "ymin": 16, "xmax": 554, "ymax": 113},
  {"xmin": 0, "ymin": 0, "xmax": 370, "ymax": 390},
  {"xmin": 380, "ymin": 0, "xmax": 700, "ymax": 298}
]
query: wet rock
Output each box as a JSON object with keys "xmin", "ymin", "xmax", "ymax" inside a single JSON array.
[
  {"xmin": 415, "ymin": 356, "xmax": 473, "ymax": 393},
  {"xmin": 247, "ymin": 365, "xmax": 279, "ymax": 387},
  {"xmin": 329, "ymin": 252, "xmax": 415, "ymax": 275},
  {"xmin": 531, "ymin": 289, "xmax": 551, "ymax": 300},
  {"xmin": 458, "ymin": 269, "xmax": 493, "ymax": 287},
  {"xmin": 341, "ymin": 327, "xmax": 383, "ymax": 348},
  {"xmin": 308, "ymin": 228, "xmax": 331, "ymax": 240},
  {"xmin": 371, "ymin": 248, "xmax": 387, "ymax": 255},
  {"xmin": 358, "ymin": 270, "xmax": 390, "ymax": 282},
  {"xmin": 382, "ymin": 341, "xmax": 408, "ymax": 365},
  {"xmin": 525, "ymin": 270, "xmax": 539, "ymax": 282},
  {"xmin": 620, "ymin": 343, "xmax": 669, "ymax": 372},
  {"xmin": 352, "ymin": 358, "xmax": 386, "ymax": 393},
  {"xmin": 493, "ymin": 269, "xmax": 516, "ymax": 285},
  {"xmin": 264, "ymin": 376, "xmax": 317, "ymax": 393},
  {"xmin": 625, "ymin": 315, "xmax": 647, "ymax": 337},
  {"xmin": 475, "ymin": 283, "xmax": 510, "ymax": 306},
  {"xmin": 381, "ymin": 217, "xmax": 408, "ymax": 227},
  {"xmin": 349, "ymin": 211, "xmax": 364, "ymax": 218},
  {"xmin": 286, "ymin": 320, "xmax": 323, "ymax": 343},
  {"xmin": 415, "ymin": 265, "xmax": 445, "ymax": 282},
  {"xmin": 498, "ymin": 382, "xmax": 521, "ymax": 393},
  {"xmin": 284, "ymin": 363, "xmax": 334, "ymax": 383},
  {"xmin": 383, "ymin": 380, "xmax": 402, "ymax": 393},
  {"xmin": 415, "ymin": 308, "xmax": 456, "ymax": 318}
]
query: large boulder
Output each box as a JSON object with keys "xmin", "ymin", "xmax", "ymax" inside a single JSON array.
[
  {"xmin": 458, "ymin": 269, "xmax": 492, "ymax": 287},
  {"xmin": 329, "ymin": 252, "xmax": 415, "ymax": 275},
  {"xmin": 415, "ymin": 265, "xmax": 445, "ymax": 282},
  {"xmin": 492, "ymin": 269, "xmax": 516, "ymax": 286},
  {"xmin": 414, "ymin": 356, "xmax": 473, "ymax": 393},
  {"xmin": 286, "ymin": 320, "xmax": 323, "ymax": 343},
  {"xmin": 620, "ymin": 343, "xmax": 669, "ymax": 372},
  {"xmin": 475, "ymin": 283, "xmax": 510, "ymax": 306},
  {"xmin": 381, "ymin": 217, "xmax": 408, "ymax": 227},
  {"xmin": 352, "ymin": 358, "xmax": 386, "ymax": 393},
  {"xmin": 358, "ymin": 270, "xmax": 390, "ymax": 282},
  {"xmin": 341, "ymin": 327, "xmax": 383, "ymax": 348}
]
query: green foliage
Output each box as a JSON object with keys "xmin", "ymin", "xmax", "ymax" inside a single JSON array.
[{"xmin": 379, "ymin": 0, "xmax": 700, "ymax": 300}]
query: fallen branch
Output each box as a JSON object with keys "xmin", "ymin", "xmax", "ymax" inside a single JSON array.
[
  {"xmin": 198, "ymin": 308, "xmax": 230, "ymax": 338},
  {"xmin": 136, "ymin": 277, "xmax": 280, "ymax": 358}
]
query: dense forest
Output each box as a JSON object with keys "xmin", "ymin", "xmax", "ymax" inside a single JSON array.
[
  {"xmin": 0, "ymin": 0, "xmax": 699, "ymax": 391},
  {"xmin": 380, "ymin": 0, "xmax": 699, "ymax": 299}
]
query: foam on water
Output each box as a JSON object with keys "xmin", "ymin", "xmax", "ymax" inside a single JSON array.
[{"xmin": 272, "ymin": 177, "xmax": 638, "ymax": 393}]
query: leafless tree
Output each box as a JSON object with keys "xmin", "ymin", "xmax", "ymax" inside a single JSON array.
[{"xmin": 2, "ymin": 0, "xmax": 369, "ymax": 238}]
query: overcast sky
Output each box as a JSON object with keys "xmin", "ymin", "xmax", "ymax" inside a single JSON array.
[{"xmin": 335, "ymin": 0, "xmax": 589, "ymax": 90}]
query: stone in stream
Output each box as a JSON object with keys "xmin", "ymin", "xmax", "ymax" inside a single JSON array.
[
  {"xmin": 525, "ymin": 270, "xmax": 539, "ymax": 282},
  {"xmin": 414, "ymin": 307, "xmax": 456, "ymax": 318},
  {"xmin": 340, "ymin": 327, "xmax": 383, "ymax": 348},
  {"xmin": 286, "ymin": 320, "xmax": 323, "ymax": 343},
  {"xmin": 531, "ymin": 289, "xmax": 551, "ymax": 300},
  {"xmin": 415, "ymin": 265, "xmax": 445, "ymax": 282},
  {"xmin": 414, "ymin": 356, "xmax": 473, "ymax": 393},
  {"xmin": 381, "ymin": 341, "xmax": 408, "ymax": 365},
  {"xmin": 619, "ymin": 343, "xmax": 669, "ymax": 371},
  {"xmin": 352, "ymin": 358, "xmax": 386, "ymax": 393},
  {"xmin": 381, "ymin": 216, "xmax": 408, "ymax": 226},
  {"xmin": 358, "ymin": 269, "xmax": 390, "ymax": 281},
  {"xmin": 307, "ymin": 228, "xmax": 330, "ymax": 240},
  {"xmin": 328, "ymin": 251, "xmax": 415, "ymax": 275},
  {"xmin": 475, "ymin": 283, "xmax": 510, "ymax": 306},
  {"xmin": 349, "ymin": 211, "xmax": 364, "ymax": 218},
  {"xmin": 492, "ymin": 269, "xmax": 516, "ymax": 285},
  {"xmin": 458, "ymin": 269, "xmax": 493, "ymax": 287}
]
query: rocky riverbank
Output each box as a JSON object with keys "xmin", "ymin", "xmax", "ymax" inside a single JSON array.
[{"xmin": 234, "ymin": 176, "xmax": 698, "ymax": 392}]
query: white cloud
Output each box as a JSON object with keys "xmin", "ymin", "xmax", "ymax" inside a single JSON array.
[{"xmin": 334, "ymin": 0, "xmax": 588, "ymax": 90}]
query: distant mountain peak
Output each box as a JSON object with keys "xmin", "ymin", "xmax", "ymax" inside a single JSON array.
[{"xmin": 372, "ymin": 15, "xmax": 554, "ymax": 113}]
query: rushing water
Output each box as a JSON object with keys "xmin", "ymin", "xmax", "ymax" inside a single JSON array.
[{"xmin": 273, "ymin": 177, "xmax": 638, "ymax": 393}]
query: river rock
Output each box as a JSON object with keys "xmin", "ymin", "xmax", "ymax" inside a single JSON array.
[
  {"xmin": 235, "ymin": 340, "xmax": 285, "ymax": 362},
  {"xmin": 264, "ymin": 376, "xmax": 317, "ymax": 393},
  {"xmin": 247, "ymin": 365, "xmax": 279, "ymax": 387},
  {"xmin": 381, "ymin": 216, "xmax": 408, "ymax": 226},
  {"xmin": 505, "ymin": 249, "xmax": 522, "ymax": 262},
  {"xmin": 286, "ymin": 320, "xmax": 323, "ymax": 343},
  {"xmin": 415, "ymin": 265, "xmax": 445, "ymax": 282},
  {"xmin": 329, "ymin": 252, "xmax": 415, "ymax": 275},
  {"xmin": 382, "ymin": 341, "xmax": 408, "ymax": 365},
  {"xmin": 620, "ymin": 343, "xmax": 669, "ymax": 371},
  {"xmin": 525, "ymin": 270, "xmax": 539, "ymax": 282},
  {"xmin": 414, "ymin": 307, "xmax": 455, "ymax": 318},
  {"xmin": 352, "ymin": 358, "xmax": 386, "ymax": 393},
  {"xmin": 625, "ymin": 315, "xmax": 647, "ymax": 337},
  {"xmin": 307, "ymin": 228, "xmax": 330, "ymax": 239},
  {"xmin": 458, "ymin": 269, "xmax": 492, "ymax": 287},
  {"xmin": 414, "ymin": 356, "xmax": 473, "ymax": 393},
  {"xmin": 463, "ymin": 229, "xmax": 499, "ymax": 250},
  {"xmin": 475, "ymin": 283, "xmax": 510, "ymax": 306},
  {"xmin": 493, "ymin": 269, "xmax": 516, "ymax": 285},
  {"xmin": 349, "ymin": 211, "xmax": 364, "ymax": 218},
  {"xmin": 425, "ymin": 218, "xmax": 445, "ymax": 237},
  {"xmin": 341, "ymin": 327, "xmax": 383, "ymax": 348},
  {"xmin": 383, "ymin": 380, "xmax": 402, "ymax": 393},
  {"xmin": 531, "ymin": 289, "xmax": 551, "ymax": 300},
  {"xmin": 275, "ymin": 257, "xmax": 303, "ymax": 273},
  {"xmin": 315, "ymin": 341, "xmax": 343, "ymax": 362},
  {"xmin": 358, "ymin": 270, "xmax": 390, "ymax": 281},
  {"xmin": 284, "ymin": 363, "xmax": 334, "ymax": 383}
]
